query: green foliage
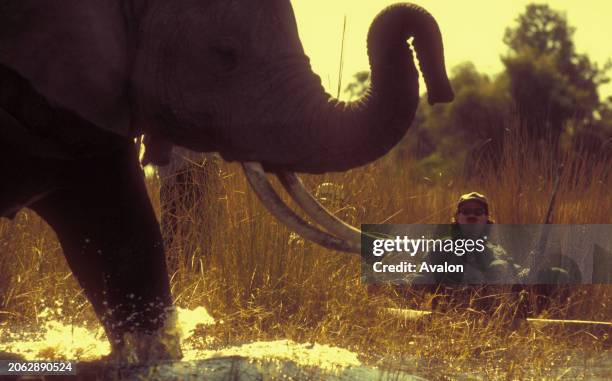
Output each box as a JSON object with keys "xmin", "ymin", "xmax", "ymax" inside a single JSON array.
[
  {"xmin": 342, "ymin": 3, "xmax": 611, "ymax": 179},
  {"xmin": 503, "ymin": 4, "xmax": 575, "ymax": 58},
  {"xmin": 502, "ymin": 4, "xmax": 610, "ymax": 141},
  {"xmin": 406, "ymin": 63, "xmax": 512, "ymax": 179},
  {"xmin": 343, "ymin": 71, "xmax": 370, "ymax": 101}
]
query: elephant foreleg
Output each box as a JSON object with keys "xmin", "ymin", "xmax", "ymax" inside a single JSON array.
[{"xmin": 28, "ymin": 145, "xmax": 179, "ymax": 360}]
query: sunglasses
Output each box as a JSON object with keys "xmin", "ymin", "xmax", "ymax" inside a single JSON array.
[{"xmin": 459, "ymin": 207, "xmax": 486, "ymax": 216}]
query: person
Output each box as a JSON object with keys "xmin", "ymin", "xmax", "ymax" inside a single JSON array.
[{"xmin": 415, "ymin": 192, "xmax": 519, "ymax": 285}]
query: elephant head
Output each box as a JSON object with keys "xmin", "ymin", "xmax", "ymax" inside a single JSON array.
[
  {"xmin": 131, "ymin": 1, "xmax": 453, "ymax": 170},
  {"xmin": 131, "ymin": 1, "xmax": 454, "ymax": 251},
  {"xmin": 1, "ymin": 0, "xmax": 452, "ymax": 252}
]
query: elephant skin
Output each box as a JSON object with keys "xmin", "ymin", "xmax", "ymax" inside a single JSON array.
[{"xmin": 0, "ymin": 0, "xmax": 453, "ymax": 362}]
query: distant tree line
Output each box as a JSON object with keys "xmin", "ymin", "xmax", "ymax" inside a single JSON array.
[{"xmin": 345, "ymin": 4, "xmax": 612, "ymax": 179}]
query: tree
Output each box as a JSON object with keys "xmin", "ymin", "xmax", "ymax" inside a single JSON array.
[
  {"xmin": 417, "ymin": 63, "xmax": 512, "ymax": 177},
  {"xmin": 502, "ymin": 4, "xmax": 610, "ymax": 144},
  {"xmin": 342, "ymin": 61, "xmax": 515, "ymax": 179},
  {"xmin": 343, "ymin": 71, "xmax": 370, "ymax": 101}
]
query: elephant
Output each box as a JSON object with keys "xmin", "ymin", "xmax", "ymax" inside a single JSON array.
[
  {"xmin": 143, "ymin": 137, "xmax": 224, "ymax": 260},
  {"xmin": 0, "ymin": 0, "xmax": 453, "ymax": 363}
]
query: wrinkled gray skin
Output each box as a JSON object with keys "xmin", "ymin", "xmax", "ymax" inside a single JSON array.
[
  {"xmin": 1, "ymin": 0, "xmax": 453, "ymax": 171},
  {"xmin": 135, "ymin": 0, "xmax": 454, "ymax": 172},
  {"xmin": 0, "ymin": 0, "xmax": 453, "ymax": 361}
]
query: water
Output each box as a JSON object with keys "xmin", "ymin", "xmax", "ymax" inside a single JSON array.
[
  {"xmin": 0, "ymin": 306, "xmax": 609, "ymax": 380},
  {"xmin": 0, "ymin": 306, "xmax": 387, "ymax": 380}
]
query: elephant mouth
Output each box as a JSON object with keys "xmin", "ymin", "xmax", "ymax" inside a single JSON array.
[{"xmin": 242, "ymin": 163, "xmax": 363, "ymax": 254}]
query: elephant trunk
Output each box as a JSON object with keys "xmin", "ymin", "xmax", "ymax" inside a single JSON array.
[
  {"xmin": 222, "ymin": 3, "xmax": 453, "ymax": 174},
  {"xmin": 367, "ymin": 3, "xmax": 454, "ymax": 106},
  {"xmin": 295, "ymin": 3, "xmax": 452, "ymax": 173},
  {"xmin": 318, "ymin": 4, "xmax": 451, "ymax": 170}
]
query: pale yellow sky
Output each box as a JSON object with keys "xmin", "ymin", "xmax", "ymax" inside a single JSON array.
[{"xmin": 291, "ymin": 0, "xmax": 612, "ymax": 100}]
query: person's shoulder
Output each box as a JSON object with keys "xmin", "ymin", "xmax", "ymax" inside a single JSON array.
[
  {"xmin": 485, "ymin": 241, "xmax": 505, "ymax": 252},
  {"xmin": 485, "ymin": 241, "xmax": 511, "ymax": 260}
]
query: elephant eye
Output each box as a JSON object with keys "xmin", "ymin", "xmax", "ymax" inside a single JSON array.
[{"xmin": 210, "ymin": 38, "xmax": 241, "ymax": 72}]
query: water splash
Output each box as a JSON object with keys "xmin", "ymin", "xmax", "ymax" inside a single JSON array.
[
  {"xmin": 176, "ymin": 306, "xmax": 215, "ymax": 340},
  {"xmin": 0, "ymin": 305, "xmax": 214, "ymax": 361},
  {"xmin": 0, "ymin": 318, "xmax": 109, "ymax": 360},
  {"xmin": 184, "ymin": 340, "xmax": 361, "ymax": 370},
  {"xmin": 0, "ymin": 304, "xmax": 361, "ymax": 370}
]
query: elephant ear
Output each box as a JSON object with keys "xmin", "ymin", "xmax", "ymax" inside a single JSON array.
[{"xmin": 0, "ymin": 1, "xmax": 130, "ymax": 136}]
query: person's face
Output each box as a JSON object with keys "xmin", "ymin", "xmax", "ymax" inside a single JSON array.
[{"xmin": 455, "ymin": 200, "xmax": 488, "ymax": 225}]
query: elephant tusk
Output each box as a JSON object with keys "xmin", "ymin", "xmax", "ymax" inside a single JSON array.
[
  {"xmin": 275, "ymin": 171, "xmax": 362, "ymax": 243},
  {"xmin": 241, "ymin": 162, "xmax": 361, "ymax": 254}
]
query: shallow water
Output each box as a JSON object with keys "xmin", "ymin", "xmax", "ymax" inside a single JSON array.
[
  {"xmin": 0, "ymin": 306, "xmax": 610, "ymax": 380},
  {"xmin": 0, "ymin": 306, "xmax": 380, "ymax": 380},
  {"xmin": 0, "ymin": 306, "xmax": 362, "ymax": 368}
]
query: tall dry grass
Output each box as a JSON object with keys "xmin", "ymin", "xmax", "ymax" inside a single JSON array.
[{"xmin": 0, "ymin": 125, "xmax": 610, "ymax": 378}]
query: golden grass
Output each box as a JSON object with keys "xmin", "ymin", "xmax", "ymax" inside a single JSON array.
[{"xmin": 0, "ymin": 126, "xmax": 610, "ymax": 379}]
